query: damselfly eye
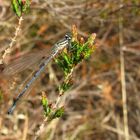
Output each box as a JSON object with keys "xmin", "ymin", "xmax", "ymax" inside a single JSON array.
[{"xmin": 65, "ymin": 34, "xmax": 71, "ymax": 40}]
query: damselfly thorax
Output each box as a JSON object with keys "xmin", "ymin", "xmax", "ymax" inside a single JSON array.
[{"xmin": 0, "ymin": 33, "xmax": 72, "ymax": 114}]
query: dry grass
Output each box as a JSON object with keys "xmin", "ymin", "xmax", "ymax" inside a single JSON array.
[{"xmin": 0, "ymin": 0, "xmax": 140, "ymax": 140}]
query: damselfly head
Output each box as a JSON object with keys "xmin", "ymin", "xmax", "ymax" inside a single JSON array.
[{"xmin": 65, "ymin": 33, "xmax": 72, "ymax": 41}]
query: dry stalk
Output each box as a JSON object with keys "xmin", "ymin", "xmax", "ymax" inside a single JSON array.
[
  {"xmin": 0, "ymin": 16, "xmax": 23, "ymax": 64},
  {"xmin": 119, "ymin": 8, "xmax": 129, "ymax": 140}
]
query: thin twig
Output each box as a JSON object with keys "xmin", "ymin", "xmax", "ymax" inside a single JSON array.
[
  {"xmin": 33, "ymin": 117, "xmax": 48, "ymax": 140},
  {"xmin": 119, "ymin": 7, "xmax": 129, "ymax": 140},
  {"xmin": 0, "ymin": 16, "xmax": 23, "ymax": 64},
  {"xmin": 22, "ymin": 115, "xmax": 28, "ymax": 140}
]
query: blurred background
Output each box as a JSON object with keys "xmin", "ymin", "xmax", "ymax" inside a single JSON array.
[{"xmin": 0, "ymin": 0, "xmax": 140, "ymax": 140}]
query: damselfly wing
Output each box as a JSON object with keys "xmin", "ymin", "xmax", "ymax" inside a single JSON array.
[{"xmin": 2, "ymin": 48, "xmax": 52, "ymax": 76}]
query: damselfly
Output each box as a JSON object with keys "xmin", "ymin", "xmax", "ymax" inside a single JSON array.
[{"xmin": 5, "ymin": 33, "xmax": 72, "ymax": 114}]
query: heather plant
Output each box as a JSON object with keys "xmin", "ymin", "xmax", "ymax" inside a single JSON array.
[
  {"xmin": 41, "ymin": 27, "xmax": 96, "ymax": 120},
  {"xmin": 35, "ymin": 26, "xmax": 96, "ymax": 139},
  {"xmin": 2, "ymin": 1, "xmax": 96, "ymax": 139}
]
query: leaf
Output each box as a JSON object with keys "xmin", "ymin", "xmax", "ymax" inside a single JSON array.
[
  {"xmin": 42, "ymin": 94, "xmax": 48, "ymax": 107},
  {"xmin": 21, "ymin": 0, "xmax": 30, "ymax": 13},
  {"xmin": 53, "ymin": 107, "xmax": 64, "ymax": 118},
  {"xmin": 59, "ymin": 82, "xmax": 72, "ymax": 93},
  {"xmin": 12, "ymin": 0, "xmax": 31, "ymax": 17},
  {"xmin": 41, "ymin": 94, "xmax": 51, "ymax": 116},
  {"xmin": 17, "ymin": 0, "xmax": 22, "ymax": 5},
  {"xmin": 12, "ymin": 0, "xmax": 22, "ymax": 17}
]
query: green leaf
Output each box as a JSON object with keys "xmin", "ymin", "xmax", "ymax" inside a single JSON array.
[
  {"xmin": 42, "ymin": 95, "xmax": 48, "ymax": 107},
  {"xmin": 59, "ymin": 82, "xmax": 72, "ymax": 93},
  {"xmin": 21, "ymin": 0, "xmax": 30, "ymax": 13},
  {"xmin": 53, "ymin": 107, "xmax": 64, "ymax": 118},
  {"xmin": 12, "ymin": 0, "xmax": 31, "ymax": 17},
  {"xmin": 63, "ymin": 54, "xmax": 71, "ymax": 65},
  {"xmin": 45, "ymin": 107, "xmax": 51, "ymax": 117},
  {"xmin": 12, "ymin": 0, "xmax": 22, "ymax": 17},
  {"xmin": 17, "ymin": 0, "xmax": 22, "ymax": 5},
  {"xmin": 41, "ymin": 95, "xmax": 51, "ymax": 116}
]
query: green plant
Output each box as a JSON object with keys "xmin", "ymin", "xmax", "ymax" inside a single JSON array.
[
  {"xmin": 41, "ymin": 26, "xmax": 96, "ymax": 121},
  {"xmin": 12, "ymin": 0, "xmax": 31, "ymax": 17}
]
